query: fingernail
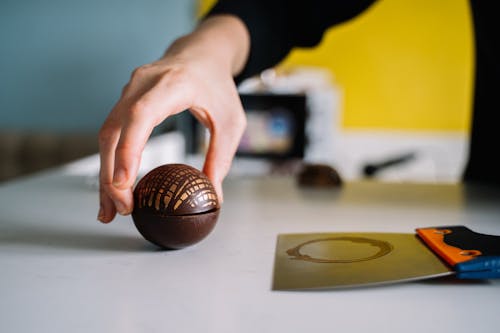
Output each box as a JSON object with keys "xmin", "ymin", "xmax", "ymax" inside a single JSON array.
[
  {"xmin": 97, "ymin": 205, "xmax": 106, "ymax": 223},
  {"xmin": 114, "ymin": 200, "xmax": 129, "ymax": 215},
  {"xmin": 113, "ymin": 168, "xmax": 127, "ymax": 187}
]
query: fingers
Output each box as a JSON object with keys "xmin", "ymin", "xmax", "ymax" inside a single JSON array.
[
  {"xmin": 112, "ymin": 77, "xmax": 190, "ymax": 190},
  {"xmin": 98, "ymin": 59, "xmax": 244, "ymax": 223},
  {"xmin": 112, "ymin": 110, "xmax": 154, "ymax": 190},
  {"xmin": 98, "ymin": 188, "xmax": 117, "ymax": 223},
  {"xmin": 99, "ymin": 125, "xmax": 136, "ymax": 222},
  {"xmin": 201, "ymin": 99, "xmax": 247, "ymax": 203},
  {"xmin": 98, "ymin": 69, "xmax": 191, "ymax": 223},
  {"xmin": 98, "ymin": 111, "xmax": 122, "ymax": 222},
  {"xmin": 98, "ymin": 102, "xmax": 154, "ymax": 221}
]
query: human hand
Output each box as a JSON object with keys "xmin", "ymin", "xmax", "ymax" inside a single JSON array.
[
  {"xmin": 97, "ymin": 15, "xmax": 250, "ymax": 223},
  {"xmin": 97, "ymin": 53, "xmax": 246, "ymax": 223}
]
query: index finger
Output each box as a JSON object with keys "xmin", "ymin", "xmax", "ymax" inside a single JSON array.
[{"xmin": 111, "ymin": 82, "xmax": 191, "ymax": 190}]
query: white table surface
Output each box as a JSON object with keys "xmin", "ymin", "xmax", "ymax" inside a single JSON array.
[{"xmin": 1, "ymin": 161, "xmax": 499, "ymax": 333}]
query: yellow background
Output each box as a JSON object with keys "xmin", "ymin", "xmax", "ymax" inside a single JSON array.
[{"xmin": 199, "ymin": 0, "xmax": 474, "ymax": 132}]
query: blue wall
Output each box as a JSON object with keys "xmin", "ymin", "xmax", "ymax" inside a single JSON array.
[{"xmin": 0, "ymin": 0, "xmax": 195, "ymax": 132}]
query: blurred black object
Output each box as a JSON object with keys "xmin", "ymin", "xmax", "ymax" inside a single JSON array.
[
  {"xmin": 297, "ymin": 163, "xmax": 343, "ymax": 188},
  {"xmin": 362, "ymin": 152, "xmax": 416, "ymax": 178}
]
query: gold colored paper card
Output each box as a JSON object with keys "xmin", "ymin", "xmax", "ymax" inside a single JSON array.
[{"xmin": 272, "ymin": 232, "xmax": 453, "ymax": 290}]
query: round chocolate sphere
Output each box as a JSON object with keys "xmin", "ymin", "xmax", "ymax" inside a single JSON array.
[{"xmin": 132, "ymin": 163, "xmax": 220, "ymax": 249}]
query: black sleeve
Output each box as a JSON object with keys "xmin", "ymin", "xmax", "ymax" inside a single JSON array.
[{"xmin": 205, "ymin": 0, "xmax": 377, "ymax": 82}]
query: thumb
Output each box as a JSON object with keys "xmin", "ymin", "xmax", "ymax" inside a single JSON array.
[{"xmin": 202, "ymin": 114, "xmax": 246, "ymax": 204}]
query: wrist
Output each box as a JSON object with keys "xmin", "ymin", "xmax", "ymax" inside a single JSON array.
[{"xmin": 165, "ymin": 15, "xmax": 250, "ymax": 77}]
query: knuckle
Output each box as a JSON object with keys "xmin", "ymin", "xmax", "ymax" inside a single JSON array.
[
  {"xmin": 129, "ymin": 100, "xmax": 148, "ymax": 118},
  {"xmin": 115, "ymin": 142, "xmax": 141, "ymax": 162},
  {"xmin": 130, "ymin": 65, "xmax": 150, "ymax": 80},
  {"xmin": 115, "ymin": 141, "xmax": 135, "ymax": 155},
  {"xmin": 121, "ymin": 83, "xmax": 130, "ymax": 96},
  {"xmin": 98, "ymin": 173, "xmax": 114, "ymax": 191},
  {"xmin": 98, "ymin": 125, "xmax": 115, "ymax": 147},
  {"xmin": 99, "ymin": 181, "xmax": 112, "ymax": 192},
  {"xmin": 158, "ymin": 69, "xmax": 181, "ymax": 89}
]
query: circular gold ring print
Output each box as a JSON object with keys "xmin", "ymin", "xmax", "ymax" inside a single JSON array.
[{"xmin": 286, "ymin": 237, "xmax": 393, "ymax": 263}]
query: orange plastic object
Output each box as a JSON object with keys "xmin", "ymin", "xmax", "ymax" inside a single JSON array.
[{"xmin": 416, "ymin": 228, "xmax": 482, "ymax": 267}]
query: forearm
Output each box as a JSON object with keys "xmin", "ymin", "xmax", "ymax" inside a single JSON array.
[
  {"xmin": 164, "ymin": 14, "xmax": 250, "ymax": 77},
  {"xmin": 206, "ymin": 0, "xmax": 378, "ymax": 82}
]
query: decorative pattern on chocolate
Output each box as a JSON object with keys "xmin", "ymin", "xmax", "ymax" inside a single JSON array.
[{"xmin": 134, "ymin": 164, "xmax": 219, "ymax": 216}]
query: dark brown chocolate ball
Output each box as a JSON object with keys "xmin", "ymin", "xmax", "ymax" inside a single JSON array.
[{"xmin": 132, "ymin": 163, "xmax": 220, "ymax": 249}]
